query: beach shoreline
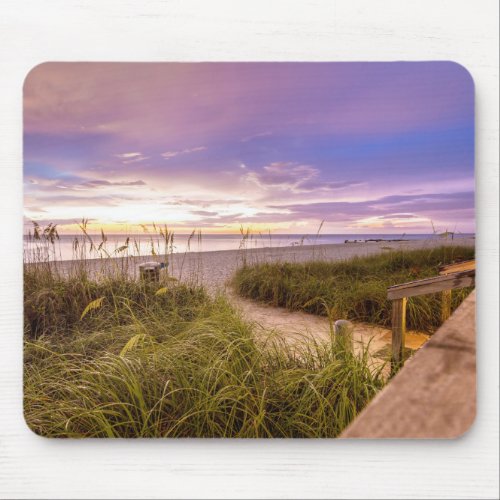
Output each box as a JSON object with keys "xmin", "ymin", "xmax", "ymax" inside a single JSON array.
[{"xmin": 42, "ymin": 237, "xmax": 475, "ymax": 294}]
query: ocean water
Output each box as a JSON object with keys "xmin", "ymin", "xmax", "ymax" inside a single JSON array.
[{"xmin": 23, "ymin": 233, "xmax": 474, "ymax": 262}]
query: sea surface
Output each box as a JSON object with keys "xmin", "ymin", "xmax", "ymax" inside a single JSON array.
[{"xmin": 24, "ymin": 232, "xmax": 475, "ymax": 262}]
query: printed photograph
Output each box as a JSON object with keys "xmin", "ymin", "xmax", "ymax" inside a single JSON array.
[{"xmin": 23, "ymin": 62, "xmax": 475, "ymax": 438}]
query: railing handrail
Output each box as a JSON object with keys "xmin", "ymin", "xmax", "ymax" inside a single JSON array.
[
  {"xmin": 387, "ymin": 269, "xmax": 475, "ymax": 300},
  {"xmin": 387, "ymin": 260, "xmax": 475, "ymax": 372},
  {"xmin": 438, "ymin": 259, "xmax": 476, "ymax": 275}
]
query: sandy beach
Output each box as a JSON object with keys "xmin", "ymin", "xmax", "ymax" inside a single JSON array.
[{"xmin": 55, "ymin": 237, "xmax": 475, "ymax": 294}]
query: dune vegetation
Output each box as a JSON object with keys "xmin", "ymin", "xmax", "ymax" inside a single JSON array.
[
  {"xmin": 23, "ymin": 224, "xmax": 384, "ymax": 438},
  {"xmin": 233, "ymin": 245, "xmax": 475, "ymax": 333}
]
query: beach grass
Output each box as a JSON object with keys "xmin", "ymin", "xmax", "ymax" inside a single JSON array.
[
  {"xmin": 233, "ymin": 245, "xmax": 475, "ymax": 333},
  {"xmin": 23, "ymin": 224, "xmax": 384, "ymax": 438}
]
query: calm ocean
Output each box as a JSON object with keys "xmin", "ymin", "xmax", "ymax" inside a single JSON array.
[{"xmin": 23, "ymin": 232, "xmax": 474, "ymax": 262}]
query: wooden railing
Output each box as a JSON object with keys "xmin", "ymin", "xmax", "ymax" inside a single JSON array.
[{"xmin": 387, "ymin": 260, "xmax": 475, "ymax": 372}]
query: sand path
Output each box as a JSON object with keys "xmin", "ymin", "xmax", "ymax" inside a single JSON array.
[
  {"xmin": 227, "ymin": 291, "xmax": 430, "ymax": 372},
  {"xmin": 182, "ymin": 239, "xmax": 455, "ymax": 365},
  {"xmin": 189, "ymin": 239, "xmax": 469, "ymax": 365}
]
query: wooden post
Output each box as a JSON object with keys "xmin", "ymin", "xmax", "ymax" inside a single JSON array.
[
  {"xmin": 391, "ymin": 297, "xmax": 407, "ymax": 373},
  {"xmin": 139, "ymin": 262, "xmax": 160, "ymax": 282},
  {"xmin": 334, "ymin": 320, "xmax": 353, "ymax": 352},
  {"xmin": 441, "ymin": 289, "xmax": 452, "ymax": 323}
]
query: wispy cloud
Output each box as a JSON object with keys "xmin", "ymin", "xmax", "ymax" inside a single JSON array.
[
  {"xmin": 377, "ymin": 213, "xmax": 420, "ymax": 220},
  {"xmin": 240, "ymin": 131, "xmax": 273, "ymax": 142},
  {"xmin": 80, "ymin": 179, "xmax": 146, "ymax": 188},
  {"xmin": 114, "ymin": 152, "xmax": 142, "ymax": 159},
  {"xmin": 161, "ymin": 146, "xmax": 206, "ymax": 160},
  {"xmin": 161, "ymin": 152, "xmax": 180, "ymax": 160},
  {"xmin": 245, "ymin": 162, "xmax": 361, "ymax": 194},
  {"xmin": 27, "ymin": 177, "xmax": 147, "ymax": 192},
  {"xmin": 245, "ymin": 162, "xmax": 318, "ymax": 191},
  {"xmin": 25, "ymin": 206, "xmax": 47, "ymax": 213},
  {"xmin": 114, "ymin": 152, "xmax": 149, "ymax": 164},
  {"xmin": 268, "ymin": 192, "xmax": 474, "ymax": 224}
]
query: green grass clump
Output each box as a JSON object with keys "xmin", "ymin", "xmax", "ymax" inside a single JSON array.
[
  {"xmin": 24, "ymin": 265, "xmax": 383, "ymax": 438},
  {"xmin": 24, "ymin": 266, "xmax": 207, "ymax": 340},
  {"xmin": 233, "ymin": 246, "xmax": 475, "ymax": 332}
]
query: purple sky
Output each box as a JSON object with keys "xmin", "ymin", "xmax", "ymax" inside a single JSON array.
[{"xmin": 24, "ymin": 62, "xmax": 474, "ymax": 234}]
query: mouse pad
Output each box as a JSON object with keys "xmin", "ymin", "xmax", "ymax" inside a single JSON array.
[{"xmin": 23, "ymin": 62, "xmax": 475, "ymax": 438}]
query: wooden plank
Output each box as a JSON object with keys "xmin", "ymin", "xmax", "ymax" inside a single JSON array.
[
  {"xmin": 439, "ymin": 259, "xmax": 475, "ymax": 275},
  {"xmin": 391, "ymin": 297, "xmax": 407, "ymax": 373},
  {"xmin": 387, "ymin": 270, "xmax": 475, "ymax": 300},
  {"xmin": 342, "ymin": 291, "xmax": 477, "ymax": 439},
  {"xmin": 441, "ymin": 289, "xmax": 452, "ymax": 322}
]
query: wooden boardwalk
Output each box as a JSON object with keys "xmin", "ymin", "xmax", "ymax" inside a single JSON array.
[{"xmin": 341, "ymin": 290, "xmax": 476, "ymax": 438}]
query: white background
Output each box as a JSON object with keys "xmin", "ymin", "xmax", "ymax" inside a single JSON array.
[{"xmin": 0, "ymin": 1, "xmax": 498, "ymax": 498}]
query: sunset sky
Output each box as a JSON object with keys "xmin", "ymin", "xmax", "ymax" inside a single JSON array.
[{"xmin": 24, "ymin": 62, "xmax": 474, "ymax": 234}]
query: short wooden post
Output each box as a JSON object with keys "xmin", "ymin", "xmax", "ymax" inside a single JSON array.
[
  {"xmin": 334, "ymin": 320, "xmax": 353, "ymax": 352},
  {"xmin": 139, "ymin": 262, "xmax": 160, "ymax": 282},
  {"xmin": 441, "ymin": 289, "xmax": 452, "ymax": 323},
  {"xmin": 391, "ymin": 297, "xmax": 407, "ymax": 373}
]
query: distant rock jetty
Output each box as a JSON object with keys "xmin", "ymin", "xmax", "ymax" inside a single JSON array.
[{"xmin": 344, "ymin": 238, "xmax": 409, "ymax": 243}]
